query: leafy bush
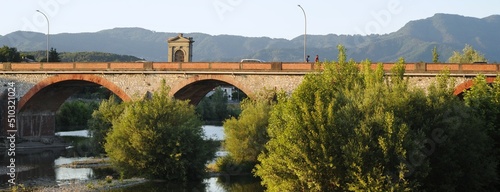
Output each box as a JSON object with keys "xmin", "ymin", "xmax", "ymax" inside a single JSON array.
[
  {"xmin": 255, "ymin": 45, "xmax": 497, "ymax": 191},
  {"xmin": 196, "ymin": 87, "xmax": 241, "ymax": 124},
  {"xmin": 56, "ymin": 100, "xmax": 98, "ymax": 131},
  {"xmin": 104, "ymin": 82, "xmax": 217, "ymax": 181},
  {"xmin": 88, "ymin": 96, "xmax": 125, "ymax": 154},
  {"xmin": 221, "ymin": 98, "xmax": 272, "ymax": 173}
]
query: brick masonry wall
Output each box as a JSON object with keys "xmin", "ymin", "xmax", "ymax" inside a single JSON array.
[
  {"xmin": 0, "ymin": 73, "xmax": 476, "ymax": 110},
  {"xmin": 0, "ymin": 72, "xmax": 484, "ymax": 137}
]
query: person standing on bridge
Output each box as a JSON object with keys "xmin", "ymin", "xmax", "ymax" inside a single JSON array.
[
  {"xmin": 315, "ymin": 55, "xmax": 319, "ymax": 63},
  {"xmin": 306, "ymin": 55, "xmax": 310, "ymax": 62}
]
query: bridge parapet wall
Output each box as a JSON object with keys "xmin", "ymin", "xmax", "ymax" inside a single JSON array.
[{"xmin": 1, "ymin": 62, "xmax": 499, "ymax": 74}]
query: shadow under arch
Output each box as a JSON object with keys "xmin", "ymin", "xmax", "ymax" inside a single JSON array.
[
  {"xmin": 15, "ymin": 74, "xmax": 131, "ymax": 137},
  {"xmin": 170, "ymin": 75, "xmax": 254, "ymax": 105},
  {"xmin": 453, "ymin": 77, "xmax": 496, "ymax": 96},
  {"xmin": 18, "ymin": 74, "xmax": 131, "ymax": 112}
]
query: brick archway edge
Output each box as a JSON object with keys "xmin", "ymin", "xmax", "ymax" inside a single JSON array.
[
  {"xmin": 18, "ymin": 74, "xmax": 131, "ymax": 111},
  {"xmin": 169, "ymin": 74, "xmax": 255, "ymax": 99},
  {"xmin": 453, "ymin": 77, "xmax": 496, "ymax": 95}
]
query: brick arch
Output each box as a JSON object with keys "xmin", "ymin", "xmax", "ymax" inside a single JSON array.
[
  {"xmin": 453, "ymin": 77, "xmax": 496, "ymax": 95},
  {"xmin": 18, "ymin": 74, "xmax": 131, "ymax": 111},
  {"xmin": 170, "ymin": 75, "xmax": 254, "ymax": 105}
]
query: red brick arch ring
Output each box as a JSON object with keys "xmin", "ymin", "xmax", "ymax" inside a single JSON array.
[
  {"xmin": 18, "ymin": 74, "xmax": 131, "ymax": 111},
  {"xmin": 453, "ymin": 77, "xmax": 497, "ymax": 95},
  {"xmin": 169, "ymin": 74, "xmax": 255, "ymax": 100}
]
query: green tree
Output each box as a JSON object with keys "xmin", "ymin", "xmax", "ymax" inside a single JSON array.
[
  {"xmin": 462, "ymin": 75, "xmax": 500, "ymax": 190},
  {"xmin": 55, "ymin": 100, "xmax": 99, "ymax": 131},
  {"xmin": 87, "ymin": 95, "xmax": 125, "ymax": 154},
  {"xmin": 411, "ymin": 72, "xmax": 497, "ymax": 191},
  {"xmin": 432, "ymin": 46, "xmax": 439, "ymax": 63},
  {"xmin": 0, "ymin": 45, "xmax": 22, "ymax": 62},
  {"xmin": 49, "ymin": 47, "xmax": 61, "ymax": 62},
  {"xmin": 255, "ymin": 46, "xmax": 498, "ymax": 191},
  {"xmin": 196, "ymin": 87, "xmax": 232, "ymax": 123},
  {"xmin": 105, "ymin": 82, "xmax": 217, "ymax": 181},
  {"xmin": 255, "ymin": 46, "xmax": 414, "ymax": 191},
  {"xmin": 447, "ymin": 44, "xmax": 487, "ymax": 63},
  {"xmin": 40, "ymin": 47, "xmax": 61, "ymax": 62},
  {"xmin": 231, "ymin": 89, "xmax": 248, "ymax": 102},
  {"xmin": 218, "ymin": 97, "xmax": 272, "ymax": 173}
]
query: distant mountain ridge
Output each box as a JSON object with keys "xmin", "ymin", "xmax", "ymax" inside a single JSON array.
[
  {"xmin": 1, "ymin": 13, "xmax": 499, "ymax": 62},
  {"xmin": 22, "ymin": 50, "xmax": 142, "ymax": 62}
]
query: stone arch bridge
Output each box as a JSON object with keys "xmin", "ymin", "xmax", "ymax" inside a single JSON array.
[{"xmin": 0, "ymin": 61, "xmax": 498, "ymax": 139}]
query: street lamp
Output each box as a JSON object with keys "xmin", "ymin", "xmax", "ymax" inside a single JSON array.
[
  {"xmin": 297, "ymin": 5, "xmax": 307, "ymax": 62},
  {"xmin": 36, "ymin": 10, "xmax": 49, "ymax": 62}
]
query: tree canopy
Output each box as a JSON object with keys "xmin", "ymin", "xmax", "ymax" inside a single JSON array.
[
  {"xmin": 447, "ymin": 44, "xmax": 487, "ymax": 63},
  {"xmin": 218, "ymin": 97, "xmax": 273, "ymax": 173},
  {"xmin": 255, "ymin": 45, "xmax": 498, "ymax": 191},
  {"xmin": 0, "ymin": 45, "xmax": 21, "ymax": 62},
  {"xmin": 104, "ymin": 82, "xmax": 217, "ymax": 181}
]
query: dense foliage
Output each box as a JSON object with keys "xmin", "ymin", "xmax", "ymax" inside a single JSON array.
[
  {"xmin": 0, "ymin": 45, "xmax": 21, "ymax": 62},
  {"xmin": 417, "ymin": 72, "xmax": 496, "ymax": 191},
  {"xmin": 196, "ymin": 87, "xmax": 240, "ymax": 124},
  {"xmin": 49, "ymin": 47, "xmax": 61, "ymax": 62},
  {"xmin": 21, "ymin": 50, "xmax": 141, "ymax": 62},
  {"xmin": 56, "ymin": 100, "xmax": 99, "ymax": 131},
  {"xmin": 463, "ymin": 74, "xmax": 500, "ymax": 190},
  {"xmin": 37, "ymin": 47, "xmax": 61, "ymax": 62},
  {"xmin": 87, "ymin": 96, "xmax": 125, "ymax": 154},
  {"xmin": 448, "ymin": 44, "xmax": 487, "ymax": 63},
  {"xmin": 56, "ymin": 87, "xmax": 113, "ymax": 133},
  {"xmin": 218, "ymin": 98, "xmax": 272, "ymax": 173},
  {"xmin": 254, "ymin": 45, "xmax": 498, "ymax": 191},
  {"xmin": 104, "ymin": 82, "xmax": 217, "ymax": 181},
  {"xmin": 60, "ymin": 51, "xmax": 142, "ymax": 62}
]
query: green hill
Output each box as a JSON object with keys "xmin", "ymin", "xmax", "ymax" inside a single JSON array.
[
  {"xmin": 2, "ymin": 13, "xmax": 500, "ymax": 62},
  {"xmin": 22, "ymin": 51, "xmax": 141, "ymax": 62}
]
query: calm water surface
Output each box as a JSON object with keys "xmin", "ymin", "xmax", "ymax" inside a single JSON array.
[{"xmin": 1, "ymin": 126, "xmax": 264, "ymax": 191}]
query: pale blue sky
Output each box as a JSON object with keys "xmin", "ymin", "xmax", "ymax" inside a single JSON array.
[{"xmin": 2, "ymin": 0, "xmax": 499, "ymax": 39}]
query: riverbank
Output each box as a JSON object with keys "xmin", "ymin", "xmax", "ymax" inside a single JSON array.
[
  {"xmin": 56, "ymin": 157, "xmax": 111, "ymax": 168},
  {"xmin": 34, "ymin": 177, "xmax": 147, "ymax": 192},
  {"xmin": 1, "ymin": 177, "xmax": 148, "ymax": 192},
  {"xmin": 1, "ymin": 158, "xmax": 146, "ymax": 192}
]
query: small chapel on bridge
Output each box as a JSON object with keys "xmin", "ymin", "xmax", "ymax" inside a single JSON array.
[{"xmin": 167, "ymin": 33, "xmax": 194, "ymax": 62}]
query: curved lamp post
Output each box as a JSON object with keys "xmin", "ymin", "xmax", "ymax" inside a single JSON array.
[
  {"xmin": 36, "ymin": 10, "xmax": 49, "ymax": 62},
  {"xmin": 297, "ymin": 5, "xmax": 307, "ymax": 62}
]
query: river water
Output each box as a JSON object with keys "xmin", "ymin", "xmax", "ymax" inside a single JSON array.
[{"xmin": 0, "ymin": 125, "xmax": 264, "ymax": 191}]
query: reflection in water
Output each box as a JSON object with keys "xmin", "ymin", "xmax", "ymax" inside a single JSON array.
[
  {"xmin": 115, "ymin": 176, "xmax": 264, "ymax": 192},
  {"xmin": 55, "ymin": 167, "xmax": 92, "ymax": 182},
  {"xmin": 202, "ymin": 125, "xmax": 225, "ymax": 141},
  {"xmin": 54, "ymin": 157, "xmax": 93, "ymax": 181},
  {"xmin": 216, "ymin": 176, "xmax": 265, "ymax": 192},
  {"xmin": 0, "ymin": 126, "xmax": 263, "ymax": 191},
  {"xmin": 1, "ymin": 147, "xmax": 63, "ymax": 188}
]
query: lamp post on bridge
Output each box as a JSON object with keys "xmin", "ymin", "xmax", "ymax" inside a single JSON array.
[
  {"xmin": 36, "ymin": 10, "xmax": 49, "ymax": 62},
  {"xmin": 297, "ymin": 5, "xmax": 307, "ymax": 62}
]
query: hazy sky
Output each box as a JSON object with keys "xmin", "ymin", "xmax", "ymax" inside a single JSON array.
[{"xmin": 2, "ymin": 0, "xmax": 499, "ymax": 39}]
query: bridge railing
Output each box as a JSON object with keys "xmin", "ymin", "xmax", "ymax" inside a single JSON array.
[{"xmin": 0, "ymin": 62, "xmax": 499, "ymax": 74}]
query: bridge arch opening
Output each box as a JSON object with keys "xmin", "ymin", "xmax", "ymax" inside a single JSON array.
[
  {"xmin": 171, "ymin": 80, "xmax": 249, "ymax": 105},
  {"xmin": 16, "ymin": 74, "xmax": 130, "ymax": 138},
  {"xmin": 171, "ymin": 77, "xmax": 252, "ymax": 105}
]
